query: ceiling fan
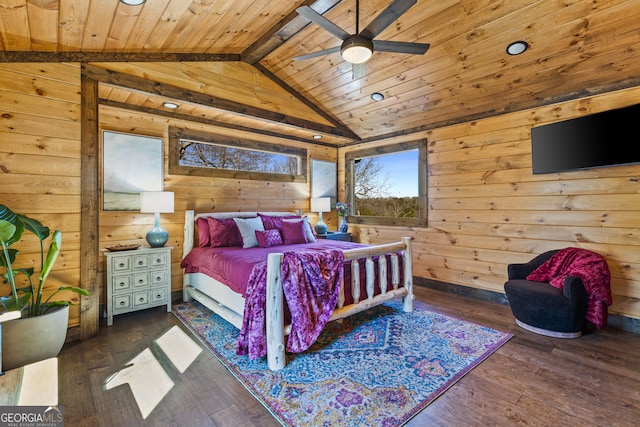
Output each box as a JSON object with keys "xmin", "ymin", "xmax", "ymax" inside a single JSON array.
[{"xmin": 293, "ymin": 0, "xmax": 430, "ymax": 78}]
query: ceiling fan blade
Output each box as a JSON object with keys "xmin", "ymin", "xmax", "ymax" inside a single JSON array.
[
  {"xmin": 296, "ymin": 6, "xmax": 350, "ymax": 40},
  {"xmin": 373, "ymin": 40, "xmax": 430, "ymax": 55},
  {"xmin": 292, "ymin": 46, "xmax": 341, "ymax": 61},
  {"xmin": 360, "ymin": 0, "xmax": 417, "ymax": 39},
  {"xmin": 352, "ymin": 63, "xmax": 366, "ymax": 79}
]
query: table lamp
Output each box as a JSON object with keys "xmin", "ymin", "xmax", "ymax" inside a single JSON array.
[
  {"xmin": 140, "ymin": 191, "xmax": 174, "ymax": 247},
  {"xmin": 310, "ymin": 197, "xmax": 331, "ymax": 235}
]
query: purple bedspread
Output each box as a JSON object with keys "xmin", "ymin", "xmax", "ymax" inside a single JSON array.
[
  {"xmin": 181, "ymin": 240, "xmax": 362, "ymax": 296},
  {"xmin": 237, "ymin": 248, "xmax": 345, "ymax": 359}
]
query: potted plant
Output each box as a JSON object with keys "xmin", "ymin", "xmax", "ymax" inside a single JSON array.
[{"xmin": 0, "ymin": 204, "xmax": 89, "ymax": 370}]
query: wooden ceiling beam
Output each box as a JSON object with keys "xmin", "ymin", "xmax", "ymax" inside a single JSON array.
[
  {"xmin": 82, "ymin": 64, "xmax": 355, "ymax": 139},
  {"xmin": 0, "ymin": 52, "xmax": 240, "ymax": 63},
  {"xmin": 241, "ymin": 0, "xmax": 342, "ymax": 64}
]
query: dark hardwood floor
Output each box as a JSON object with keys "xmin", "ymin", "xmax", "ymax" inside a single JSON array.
[{"xmin": 58, "ymin": 286, "xmax": 640, "ymax": 426}]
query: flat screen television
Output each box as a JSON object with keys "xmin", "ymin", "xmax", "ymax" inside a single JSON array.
[{"xmin": 531, "ymin": 103, "xmax": 640, "ymax": 174}]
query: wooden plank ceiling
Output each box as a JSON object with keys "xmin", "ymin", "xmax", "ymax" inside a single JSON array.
[{"xmin": 1, "ymin": 0, "xmax": 639, "ymax": 146}]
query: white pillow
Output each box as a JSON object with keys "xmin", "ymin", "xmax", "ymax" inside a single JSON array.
[
  {"xmin": 283, "ymin": 216, "xmax": 316, "ymax": 243},
  {"xmin": 233, "ymin": 216, "xmax": 264, "ymax": 248}
]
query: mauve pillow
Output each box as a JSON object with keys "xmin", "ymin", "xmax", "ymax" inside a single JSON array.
[
  {"xmin": 282, "ymin": 220, "xmax": 308, "ymax": 245},
  {"xmin": 283, "ymin": 217, "xmax": 317, "ymax": 243},
  {"xmin": 196, "ymin": 217, "xmax": 210, "ymax": 247},
  {"xmin": 258, "ymin": 213, "xmax": 300, "ymax": 231},
  {"xmin": 255, "ymin": 229, "xmax": 283, "ymax": 248},
  {"xmin": 234, "ymin": 216, "xmax": 265, "ymax": 248},
  {"xmin": 208, "ymin": 217, "xmax": 243, "ymax": 247}
]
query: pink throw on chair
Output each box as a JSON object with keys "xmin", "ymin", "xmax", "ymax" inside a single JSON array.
[{"xmin": 526, "ymin": 247, "xmax": 612, "ymax": 329}]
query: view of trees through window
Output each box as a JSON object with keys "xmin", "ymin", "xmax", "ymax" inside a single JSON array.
[
  {"xmin": 353, "ymin": 149, "xmax": 419, "ymax": 218},
  {"xmin": 179, "ymin": 140, "xmax": 300, "ymax": 175}
]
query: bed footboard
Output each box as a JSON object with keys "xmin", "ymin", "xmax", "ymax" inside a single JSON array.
[{"xmin": 265, "ymin": 236, "xmax": 413, "ymax": 370}]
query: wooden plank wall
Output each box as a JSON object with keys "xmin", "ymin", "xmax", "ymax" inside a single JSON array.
[
  {"xmin": 342, "ymin": 86, "xmax": 640, "ymax": 320},
  {"xmin": 0, "ymin": 63, "xmax": 83, "ymax": 327}
]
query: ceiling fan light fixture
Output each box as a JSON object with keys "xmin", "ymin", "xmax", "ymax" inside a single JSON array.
[
  {"xmin": 341, "ymin": 37, "xmax": 373, "ymax": 64},
  {"xmin": 163, "ymin": 102, "xmax": 179, "ymax": 109},
  {"xmin": 120, "ymin": 0, "xmax": 146, "ymax": 5},
  {"xmin": 371, "ymin": 92, "xmax": 384, "ymax": 101}
]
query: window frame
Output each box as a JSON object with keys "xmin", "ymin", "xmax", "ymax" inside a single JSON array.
[
  {"xmin": 168, "ymin": 126, "xmax": 307, "ymax": 183},
  {"xmin": 345, "ymin": 139, "xmax": 427, "ymax": 227}
]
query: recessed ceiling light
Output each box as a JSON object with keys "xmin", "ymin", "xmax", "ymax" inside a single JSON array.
[
  {"xmin": 371, "ymin": 92, "xmax": 384, "ymax": 101},
  {"xmin": 120, "ymin": 0, "xmax": 146, "ymax": 5},
  {"xmin": 506, "ymin": 41, "xmax": 529, "ymax": 55},
  {"xmin": 312, "ymin": 135, "xmax": 322, "ymax": 140},
  {"xmin": 162, "ymin": 102, "xmax": 178, "ymax": 109}
]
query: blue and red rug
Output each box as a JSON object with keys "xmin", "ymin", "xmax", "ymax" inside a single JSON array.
[{"xmin": 174, "ymin": 299, "xmax": 512, "ymax": 426}]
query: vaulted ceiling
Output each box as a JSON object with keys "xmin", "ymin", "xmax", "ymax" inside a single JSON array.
[{"xmin": 1, "ymin": 0, "xmax": 639, "ymax": 146}]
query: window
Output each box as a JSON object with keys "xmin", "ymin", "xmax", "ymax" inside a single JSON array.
[
  {"xmin": 345, "ymin": 139, "xmax": 427, "ymax": 227},
  {"xmin": 168, "ymin": 127, "xmax": 307, "ymax": 183}
]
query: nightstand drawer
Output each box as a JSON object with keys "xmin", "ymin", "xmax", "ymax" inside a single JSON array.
[
  {"xmin": 113, "ymin": 295, "xmax": 131, "ymax": 311},
  {"xmin": 150, "ymin": 271, "xmax": 167, "ymax": 286},
  {"xmin": 133, "ymin": 273, "xmax": 149, "ymax": 288},
  {"xmin": 111, "ymin": 256, "xmax": 131, "ymax": 272},
  {"xmin": 111, "ymin": 275, "xmax": 132, "ymax": 292},
  {"xmin": 132, "ymin": 254, "xmax": 149, "ymax": 269},
  {"xmin": 133, "ymin": 291, "xmax": 149, "ymax": 307},
  {"xmin": 151, "ymin": 288, "xmax": 168, "ymax": 304}
]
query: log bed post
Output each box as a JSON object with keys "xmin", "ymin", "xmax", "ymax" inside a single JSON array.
[
  {"xmin": 402, "ymin": 236, "xmax": 414, "ymax": 312},
  {"xmin": 266, "ymin": 252, "xmax": 286, "ymax": 370},
  {"xmin": 183, "ymin": 210, "xmax": 195, "ymax": 302}
]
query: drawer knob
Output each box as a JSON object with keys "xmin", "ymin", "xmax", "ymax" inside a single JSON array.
[
  {"xmin": 155, "ymin": 258, "xmax": 161, "ymax": 263},
  {"xmin": 119, "ymin": 301, "xmax": 125, "ymax": 306},
  {"xmin": 139, "ymin": 297, "xmax": 144, "ymax": 302},
  {"xmin": 118, "ymin": 263, "xmax": 125, "ymax": 268},
  {"xmin": 118, "ymin": 282, "xmax": 125, "ymax": 287},
  {"xmin": 138, "ymin": 261, "xmax": 144, "ymax": 266},
  {"xmin": 138, "ymin": 279, "xmax": 144, "ymax": 284}
]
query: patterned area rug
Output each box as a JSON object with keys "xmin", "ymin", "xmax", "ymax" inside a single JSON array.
[{"xmin": 174, "ymin": 299, "xmax": 512, "ymax": 426}]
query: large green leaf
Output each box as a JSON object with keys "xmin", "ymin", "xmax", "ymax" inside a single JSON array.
[
  {"xmin": 20, "ymin": 215, "xmax": 50, "ymax": 241},
  {"xmin": 39, "ymin": 230, "xmax": 61, "ymax": 284},
  {"xmin": 0, "ymin": 205, "xmax": 24, "ymax": 246},
  {"xmin": 0, "ymin": 292, "xmax": 31, "ymax": 312}
]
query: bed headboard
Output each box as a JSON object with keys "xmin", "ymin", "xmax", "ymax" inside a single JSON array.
[{"xmin": 182, "ymin": 210, "xmax": 296, "ymax": 259}]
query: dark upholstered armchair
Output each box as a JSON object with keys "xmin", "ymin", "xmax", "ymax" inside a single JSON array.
[{"xmin": 504, "ymin": 250, "xmax": 589, "ymax": 338}]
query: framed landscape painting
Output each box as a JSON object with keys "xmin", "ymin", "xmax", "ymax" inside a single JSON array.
[
  {"xmin": 102, "ymin": 131, "xmax": 164, "ymax": 211},
  {"xmin": 311, "ymin": 159, "xmax": 337, "ymax": 203}
]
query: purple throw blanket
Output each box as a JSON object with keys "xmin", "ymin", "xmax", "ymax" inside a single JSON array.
[
  {"xmin": 526, "ymin": 247, "xmax": 612, "ymax": 329},
  {"xmin": 237, "ymin": 248, "xmax": 345, "ymax": 359}
]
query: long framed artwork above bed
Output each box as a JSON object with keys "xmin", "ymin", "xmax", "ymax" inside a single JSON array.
[{"xmin": 181, "ymin": 210, "xmax": 413, "ymax": 370}]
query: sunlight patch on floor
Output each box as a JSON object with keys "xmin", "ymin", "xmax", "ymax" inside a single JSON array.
[
  {"xmin": 104, "ymin": 325, "xmax": 202, "ymax": 419},
  {"xmin": 155, "ymin": 325, "xmax": 202, "ymax": 373}
]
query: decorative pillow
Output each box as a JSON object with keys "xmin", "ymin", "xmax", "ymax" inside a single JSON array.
[
  {"xmin": 258, "ymin": 213, "xmax": 301, "ymax": 231},
  {"xmin": 255, "ymin": 229, "xmax": 283, "ymax": 248},
  {"xmin": 283, "ymin": 217, "xmax": 317, "ymax": 243},
  {"xmin": 282, "ymin": 219, "xmax": 308, "ymax": 245},
  {"xmin": 207, "ymin": 217, "xmax": 243, "ymax": 247},
  {"xmin": 196, "ymin": 217, "xmax": 210, "ymax": 247},
  {"xmin": 234, "ymin": 216, "xmax": 265, "ymax": 248}
]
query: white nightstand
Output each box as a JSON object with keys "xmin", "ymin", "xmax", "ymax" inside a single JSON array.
[{"xmin": 104, "ymin": 246, "xmax": 172, "ymax": 326}]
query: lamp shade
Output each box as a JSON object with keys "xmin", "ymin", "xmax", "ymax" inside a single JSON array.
[
  {"xmin": 310, "ymin": 197, "xmax": 331, "ymax": 213},
  {"xmin": 140, "ymin": 192, "xmax": 174, "ymax": 214}
]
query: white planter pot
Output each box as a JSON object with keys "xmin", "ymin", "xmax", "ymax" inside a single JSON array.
[{"xmin": 1, "ymin": 305, "xmax": 69, "ymax": 371}]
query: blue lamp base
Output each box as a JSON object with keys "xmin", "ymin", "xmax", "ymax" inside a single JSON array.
[
  {"xmin": 146, "ymin": 227, "xmax": 168, "ymax": 247},
  {"xmin": 314, "ymin": 220, "xmax": 327, "ymax": 235}
]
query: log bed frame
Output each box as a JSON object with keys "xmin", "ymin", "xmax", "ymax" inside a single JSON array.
[{"xmin": 182, "ymin": 210, "xmax": 414, "ymax": 370}]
